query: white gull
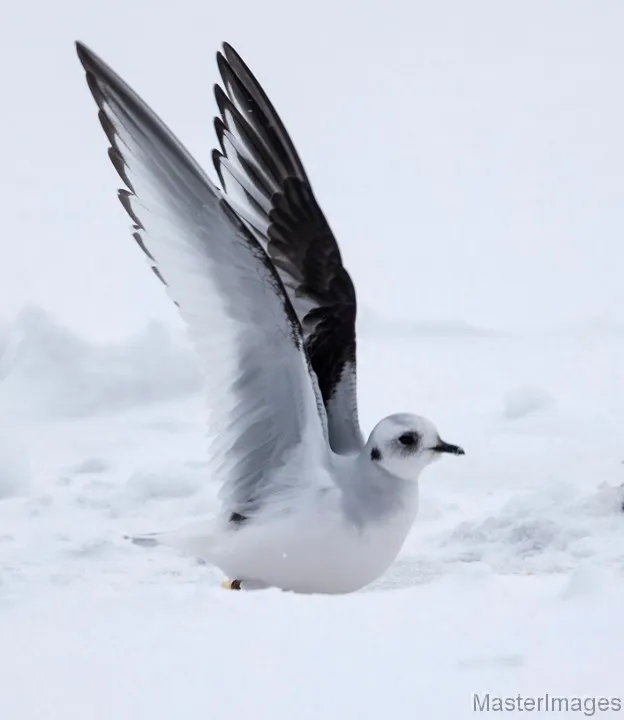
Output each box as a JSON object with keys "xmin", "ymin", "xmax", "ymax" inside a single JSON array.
[{"xmin": 75, "ymin": 42, "xmax": 465, "ymax": 594}]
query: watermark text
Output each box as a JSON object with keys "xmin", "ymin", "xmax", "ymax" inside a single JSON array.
[{"xmin": 472, "ymin": 693, "xmax": 622, "ymax": 715}]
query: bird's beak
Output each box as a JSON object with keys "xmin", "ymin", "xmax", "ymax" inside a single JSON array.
[{"xmin": 433, "ymin": 440, "xmax": 465, "ymax": 456}]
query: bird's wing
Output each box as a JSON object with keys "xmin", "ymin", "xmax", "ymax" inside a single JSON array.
[
  {"xmin": 212, "ymin": 43, "xmax": 363, "ymax": 454},
  {"xmin": 76, "ymin": 43, "xmax": 330, "ymax": 520}
]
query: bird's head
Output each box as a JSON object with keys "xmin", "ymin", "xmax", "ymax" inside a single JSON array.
[{"xmin": 366, "ymin": 413, "xmax": 464, "ymax": 482}]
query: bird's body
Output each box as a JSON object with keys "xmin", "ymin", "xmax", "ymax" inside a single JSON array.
[
  {"xmin": 75, "ymin": 42, "xmax": 464, "ymax": 594},
  {"xmin": 214, "ymin": 491, "xmax": 419, "ymax": 595},
  {"xmin": 167, "ymin": 451, "xmax": 420, "ymax": 594}
]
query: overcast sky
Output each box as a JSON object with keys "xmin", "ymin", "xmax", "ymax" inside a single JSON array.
[{"xmin": 2, "ymin": 0, "xmax": 623, "ymax": 339}]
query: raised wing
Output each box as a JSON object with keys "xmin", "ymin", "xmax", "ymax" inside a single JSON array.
[
  {"xmin": 75, "ymin": 42, "xmax": 329, "ymax": 519},
  {"xmin": 212, "ymin": 43, "xmax": 363, "ymax": 454}
]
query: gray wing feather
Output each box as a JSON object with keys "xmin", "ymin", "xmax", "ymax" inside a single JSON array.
[
  {"xmin": 211, "ymin": 43, "xmax": 364, "ymax": 454},
  {"xmin": 76, "ymin": 43, "xmax": 328, "ymax": 518}
]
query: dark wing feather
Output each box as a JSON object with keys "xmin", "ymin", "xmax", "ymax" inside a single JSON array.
[{"xmin": 213, "ymin": 43, "xmax": 362, "ymax": 454}]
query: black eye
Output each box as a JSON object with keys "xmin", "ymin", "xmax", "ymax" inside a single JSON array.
[{"xmin": 398, "ymin": 432, "xmax": 418, "ymax": 448}]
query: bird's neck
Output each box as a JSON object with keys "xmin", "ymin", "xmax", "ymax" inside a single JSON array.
[{"xmin": 342, "ymin": 455, "xmax": 419, "ymax": 527}]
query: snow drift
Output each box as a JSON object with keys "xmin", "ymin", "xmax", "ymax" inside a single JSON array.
[{"xmin": 0, "ymin": 308, "xmax": 202, "ymax": 419}]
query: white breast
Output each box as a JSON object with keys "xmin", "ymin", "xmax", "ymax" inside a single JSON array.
[{"xmin": 212, "ymin": 482, "xmax": 420, "ymax": 594}]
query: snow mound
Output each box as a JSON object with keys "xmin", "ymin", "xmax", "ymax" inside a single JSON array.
[
  {"xmin": 503, "ymin": 387, "xmax": 554, "ymax": 419},
  {"xmin": 0, "ymin": 318, "xmax": 32, "ymax": 495},
  {"xmin": 357, "ymin": 308, "xmax": 498, "ymax": 337},
  {"xmin": 0, "ymin": 309, "xmax": 202, "ymax": 419},
  {"xmin": 0, "ymin": 435, "xmax": 31, "ymax": 499},
  {"xmin": 424, "ymin": 482, "xmax": 624, "ymax": 575},
  {"xmin": 125, "ymin": 464, "xmax": 209, "ymax": 503}
]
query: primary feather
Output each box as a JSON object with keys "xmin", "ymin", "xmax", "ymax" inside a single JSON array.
[{"xmin": 212, "ymin": 44, "xmax": 362, "ymax": 454}]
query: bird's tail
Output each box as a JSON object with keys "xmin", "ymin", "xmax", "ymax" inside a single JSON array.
[{"xmin": 124, "ymin": 519, "xmax": 221, "ymax": 562}]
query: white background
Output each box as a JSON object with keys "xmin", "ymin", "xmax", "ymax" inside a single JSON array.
[{"xmin": 2, "ymin": 0, "xmax": 624, "ymax": 338}]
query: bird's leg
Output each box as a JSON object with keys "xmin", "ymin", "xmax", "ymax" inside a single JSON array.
[
  {"xmin": 221, "ymin": 578, "xmax": 271, "ymax": 591},
  {"xmin": 222, "ymin": 579, "xmax": 242, "ymax": 590}
]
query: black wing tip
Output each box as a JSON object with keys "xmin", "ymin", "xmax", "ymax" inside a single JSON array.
[
  {"xmin": 75, "ymin": 41, "xmax": 103, "ymax": 77},
  {"xmin": 213, "ymin": 116, "xmax": 228, "ymax": 157},
  {"xmin": 213, "ymin": 82, "xmax": 226, "ymax": 103},
  {"xmin": 75, "ymin": 42, "xmax": 112, "ymax": 109},
  {"xmin": 213, "ymin": 114, "xmax": 225, "ymax": 134},
  {"xmin": 213, "ymin": 115, "xmax": 227, "ymax": 144},
  {"xmin": 216, "ymin": 49, "xmax": 230, "ymax": 78},
  {"xmin": 221, "ymin": 42, "xmax": 238, "ymax": 59},
  {"xmin": 212, "ymin": 148, "xmax": 226, "ymax": 188},
  {"xmin": 218, "ymin": 42, "xmax": 250, "ymax": 75},
  {"xmin": 217, "ymin": 43, "xmax": 243, "ymax": 80},
  {"xmin": 213, "ymin": 83, "xmax": 230, "ymax": 117},
  {"xmin": 75, "ymin": 40, "xmax": 90, "ymax": 65},
  {"xmin": 221, "ymin": 42, "xmax": 249, "ymax": 74}
]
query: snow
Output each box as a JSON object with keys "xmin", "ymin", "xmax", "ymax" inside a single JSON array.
[
  {"xmin": 0, "ymin": 308, "xmax": 201, "ymax": 419},
  {"xmin": 1, "ymin": 312, "xmax": 624, "ymax": 717},
  {"xmin": 2, "ymin": 576, "xmax": 624, "ymax": 719},
  {"xmin": 0, "ymin": 439, "xmax": 31, "ymax": 500},
  {"xmin": 3, "ymin": 1, "xmax": 624, "ymax": 715}
]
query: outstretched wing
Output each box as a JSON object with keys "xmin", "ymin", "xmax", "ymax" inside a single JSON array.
[
  {"xmin": 212, "ymin": 43, "xmax": 363, "ymax": 454},
  {"xmin": 76, "ymin": 43, "xmax": 329, "ymax": 519}
]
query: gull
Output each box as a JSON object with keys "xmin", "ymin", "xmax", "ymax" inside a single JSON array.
[{"xmin": 75, "ymin": 42, "xmax": 465, "ymax": 594}]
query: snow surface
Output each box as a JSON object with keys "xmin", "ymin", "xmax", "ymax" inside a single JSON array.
[{"xmin": 1, "ymin": 312, "xmax": 624, "ymax": 718}]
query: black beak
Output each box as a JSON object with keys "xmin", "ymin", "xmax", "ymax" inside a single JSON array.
[{"xmin": 433, "ymin": 440, "xmax": 465, "ymax": 456}]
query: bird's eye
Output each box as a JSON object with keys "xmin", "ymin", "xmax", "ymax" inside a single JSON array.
[{"xmin": 398, "ymin": 432, "xmax": 418, "ymax": 447}]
